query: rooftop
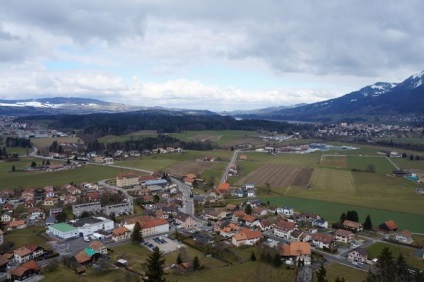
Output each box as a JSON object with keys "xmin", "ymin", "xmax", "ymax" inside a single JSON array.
[{"xmin": 50, "ymin": 222, "xmax": 78, "ymax": 233}]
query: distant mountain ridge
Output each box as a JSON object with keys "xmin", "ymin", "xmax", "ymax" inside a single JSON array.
[
  {"xmin": 0, "ymin": 97, "xmax": 217, "ymax": 116},
  {"xmin": 234, "ymin": 70, "xmax": 424, "ymax": 123}
]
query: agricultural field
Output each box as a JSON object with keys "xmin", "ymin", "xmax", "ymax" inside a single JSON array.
[
  {"xmin": 319, "ymin": 154, "xmax": 348, "ymax": 168},
  {"xmin": 163, "ymin": 161, "xmax": 215, "ymax": 177},
  {"xmin": 234, "ymin": 164, "xmax": 313, "ymax": 189},
  {"xmin": 347, "ymin": 156, "xmax": 396, "ymax": 175},
  {"xmin": 320, "ymin": 263, "xmax": 367, "ymax": 282},
  {"xmin": 365, "ymin": 242, "xmax": 424, "ymax": 270},
  {"xmin": 30, "ymin": 136, "xmax": 82, "ymax": 151},
  {"xmin": 0, "ymin": 158, "xmax": 126, "ymax": 188}
]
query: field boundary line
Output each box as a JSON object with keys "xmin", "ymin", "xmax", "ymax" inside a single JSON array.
[
  {"xmin": 385, "ymin": 157, "xmax": 400, "ymax": 170},
  {"xmin": 284, "ymin": 168, "xmax": 301, "ymax": 195}
]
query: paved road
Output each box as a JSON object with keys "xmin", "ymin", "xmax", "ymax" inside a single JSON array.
[{"xmin": 220, "ymin": 149, "xmax": 240, "ymax": 183}]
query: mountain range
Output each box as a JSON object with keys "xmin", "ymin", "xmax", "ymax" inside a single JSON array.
[{"xmin": 1, "ymin": 70, "xmax": 423, "ymax": 123}]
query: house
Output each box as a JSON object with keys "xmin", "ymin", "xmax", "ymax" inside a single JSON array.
[
  {"xmin": 225, "ymin": 204, "xmax": 238, "ymax": 212},
  {"xmin": 258, "ymin": 219, "xmax": 274, "ymax": 231},
  {"xmin": 74, "ymin": 250, "xmax": 93, "ymax": 265},
  {"xmin": 28, "ymin": 207, "xmax": 45, "ymax": 220},
  {"xmin": 280, "ymin": 242, "xmax": 311, "ymax": 265},
  {"xmin": 232, "ymin": 210, "xmax": 247, "ymax": 222},
  {"xmin": 0, "ymin": 255, "xmax": 8, "ymax": 272},
  {"xmin": 239, "ymin": 155, "xmax": 248, "ymax": 161},
  {"xmin": 274, "ymin": 220, "xmax": 296, "ymax": 239},
  {"xmin": 14, "ymin": 247, "xmax": 32, "ymax": 263},
  {"xmin": 342, "ymin": 220, "xmax": 363, "ymax": 232},
  {"xmin": 312, "ymin": 219, "xmax": 329, "ymax": 229},
  {"xmin": 246, "ymin": 189, "xmax": 256, "ymax": 198},
  {"xmin": 233, "ymin": 189, "xmax": 244, "ymax": 198},
  {"xmin": 290, "ymin": 229, "xmax": 311, "ymax": 242},
  {"xmin": 24, "ymin": 244, "xmax": 44, "ymax": 259},
  {"xmin": 42, "ymin": 197, "xmax": 56, "ymax": 206},
  {"xmin": 193, "ymin": 231, "xmax": 214, "ymax": 245},
  {"xmin": 231, "ymin": 228, "xmax": 262, "ymax": 247},
  {"xmin": 276, "ymin": 206, "xmax": 294, "ymax": 216},
  {"xmin": 252, "ymin": 207, "xmax": 268, "ymax": 217},
  {"xmin": 203, "ymin": 208, "xmax": 226, "ymax": 221},
  {"xmin": 379, "ymin": 220, "xmax": 398, "ymax": 233},
  {"xmin": 311, "ymin": 233, "xmax": 337, "ymax": 251},
  {"xmin": 174, "ymin": 212, "xmax": 197, "ymax": 229},
  {"xmin": 348, "ymin": 248, "xmax": 369, "ymax": 263},
  {"xmin": 7, "ymin": 220, "xmax": 27, "ymax": 230},
  {"xmin": 112, "ymin": 226, "xmax": 131, "ymax": 242},
  {"xmin": 241, "ymin": 215, "xmax": 260, "ymax": 228},
  {"xmin": 9, "ymin": 260, "xmax": 41, "ymax": 281},
  {"xmin": 1, "ymin": 212, "xmax": 12, "ymax": 223},
  {"xmin": 335, "ymin": 229, "xmax": 354, "ymax": 243},
  {"xmin": 216, "ymin": 183, "xmax": 230, "ymax": 194},
  {"xmin": 89, "ymin": 241, "xmax": 107, "ymax": 255},
  {"xmin": 395, "ymin": 230, "xmax": 413, "ymax": 244},
  {"xmin": 217, "ymin": 221, "xmax": 241, "ymax": 237}
]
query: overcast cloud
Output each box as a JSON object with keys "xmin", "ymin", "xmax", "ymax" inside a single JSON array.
[{"xmin": 0, "ymin": 0, "xmax": 423, "ymax": 111}]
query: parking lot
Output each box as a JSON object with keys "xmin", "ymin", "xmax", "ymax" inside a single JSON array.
[{"xmin": 142, "ymin": 236, "xmax": 185, "ymax": 253}]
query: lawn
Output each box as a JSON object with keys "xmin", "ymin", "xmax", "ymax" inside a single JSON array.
[
  {"xmin": 3, "ymin": 226, "xmax": 50, "ymax": 249},
  {"xmin": 321, "ymin": 263, "xmax": 368, "ymax": 282},
  {"xmin": 365, "ymin": 242, "xmax": 424, "ymax": 270},
  {"xmin": 262, "ymin": 196, "xmax": 424, "ymax": 233},
  {"xmin": 0, "ymin": 158, "xmax": 126, "ymax": 189},
  {"xmin": 43, "ymin": 265, "xmax": 126, "ymax": 282},
  {"xmin": 167, "ymin": 261, "xmax": 295, "ymax": 282},
  {"xmin": 98, "ymin": 130, "xmax": 158, "ymax": 143}
]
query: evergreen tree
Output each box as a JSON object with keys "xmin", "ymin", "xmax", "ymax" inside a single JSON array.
[
  {"xmin": 340, "ymin": 212, "xmax": 346, "ymax": 223},
  {"xmin": 46, "ymin": 160, "xmax": 50, "ymax": 165},
  {"xmin": 11, "ymin": 165, "xmax": 15, "ymax": 172},
  {"xmin": 345, "ymin": 210, "xmax": 359, "ymax": 222},
  {"xmin": 192, "ymin": 255, "xmax": 200, "ymax": 271},
  {"xmin": 145, "ymin": 247, "xmax": 166, "ymax": 282},
  {"xmin": 394, "ymin": 254, "xmax": 411, "ymax": 281},
  {"xmin": 363, "ymin": 214, "xmax": 373, "ymax": 230},
  {"xmin": 55, "ymin": 212, "xmax": 67, "ymax": 223},
  {"xmin": 31, "ymin": 161, "xmax": 37, "ymax": 167},
  {"xmin": 131, "ymin": 222, "xmax": 143, "ymax": 243},
  {"xmin": 245, "ymin": 204, "xmax": 252, "ymax": 215},
  {"xmin": 273, "ymin": 253, "xmax": 282, "ymax": 268},
  {"xmin": 265, "ymin": 253, "xmax": 273, "ymax": 264},
  {"xmin": 176, "ymin": 253, "xmax": 183, "ymax": 264},
  {"xmin": 316, "ymin": 263, "xmax": 328, "ymax": 282},
  {"xmin": 250, "ymin": 251, "xmax": 257, "ymax": 261},
  {"xmin": 334, "ymin": 277, "xmax": 346, "ymax": 282}
]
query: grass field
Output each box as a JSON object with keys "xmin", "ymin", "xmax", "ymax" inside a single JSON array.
[
  {"xmin": 3, "ymin": 226, "xmax": 50, "ymax": 249},
  {"xmin": 365, "ymin": 242, "xmax": 424, "ymax": 270},
  {"xmin": 98, "ymin": 130, "xmax": 158, "ymax": 143},
  {"xmin": 0, "ymin": 158, "xmax": 126, "ymax": 188},
  {"xmin": 347, "ymin": 156, "xmax": 395, "ymax": 175},
  {"xmin": 30, "ymin": 137, "xmax": 82, "ymax": 152},
  {"xmin": 262, "ymin": 196, "xmax": 424, "ymax": 233},
  {"xmin": 322, "ymin": 263, "xmax": 368, "ymax": 282}
]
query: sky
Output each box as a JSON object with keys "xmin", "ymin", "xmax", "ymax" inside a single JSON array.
[{"xmin": 1, "ymin": 1, "xmax": 424, "ymax": 111}]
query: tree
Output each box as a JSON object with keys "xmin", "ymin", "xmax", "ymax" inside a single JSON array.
[
  {"xmin": 272, "ymin": 253, "xmax": 282, "ymax": 268},
  {"xmin": 245, "ymin": 204, "xmax": 253, "ymax": 215},
  {"xmin": 345, "ymin": 210, "xmax": 359, "ymax": 222},
  {"xmin": 55, "ymin": 212, "xmax": 67, "ymax": 223},
  {"xmin": 363, "ymin": 214, "xmax": 373, "ymax": 230},
  {"xmin": 176, "ymin": 253, "xmax": 183, "ymax": 264},
  {"xmin": 11, "ymin": 165, "xmax": 15, "ymax": 172},
  {"xmin": 145, "ymin": 247, "xmax": 166, "ymax": 282},
  {"xmin": 46, "ymin": 160, "xmax": 50, "ymax": 165},
  {"xmin": 366, "ymin": 164, "xmax": 375, "ymax": 173},
  {"xmin": 192, "ymin": 255, "xmax": 200, "ymax": 271},
  {"xmin": 394, "ymin": 254, "xmax": 411, "ymax": 282},
  {"xmin": 153, "ymin": 195, "xmax": 160, "ymax": 203},
  {"xmin": 250, "ymin": 251, "xmax": 257, "ymax": 261},
  {"xmin": 334, "ymin": 277, "xmax": 346, "ymax": 282},
  {"xmin": 31, "ymin": 161, "xmax": 37, "ymax": 167},
  {"xmin": 340, "ymin": 212, "xmax": 346, "ymax": 223},
  {"xmin": 131, "ymin": 222, "xmax": 143, "ymax": 244},
  {"xmin": 316, "ymin": 263, "xmax": 328, "ymax": 282}
]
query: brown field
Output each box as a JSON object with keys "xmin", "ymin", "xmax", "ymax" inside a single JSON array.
[
  {"xmin": 291, "ymin": 168, "xmax": 314, "ymax": 186},
  {"xmin": 163, "ymin": 161, "xmax": 215, "ymax": 176},
  {"xmin": 30, "ymin": 136, "xmax": 82, "ymax": 151},
  {"xmin": 188, "ymin": 135, "xmax": 222, "ymax": 142},
  {"xmin": 319, "ymin": 154, "xmax": 348, "ymax": 168},
  {"xmin": 235, "ymin": 164, "xmax": 305, "ymax": 188}
]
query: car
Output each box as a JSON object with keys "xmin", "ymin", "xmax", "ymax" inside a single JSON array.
[
  {"xmin": 285, "ymin": 260, "xmax": 294, "ymax": 265},
  {"xmin": 267, "ymin": 238, "xmax": 273, "ymax": 242},
  {"xmin": 352, "ymin": 261, "xmax": 358, "ymax": 266},
  {"xmin": 84, "ymin": 236, "xmax": 90, "ymax": 242}
]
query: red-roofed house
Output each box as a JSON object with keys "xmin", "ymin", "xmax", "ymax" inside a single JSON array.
[
  {"xmin": 216, "ymin": 183, "xmax": 230, "ymax": 194},
  {"xmin": 112, "ymin": 226, "xmax": 131, "ymax": 242},
  {"xmin": 335, "ymin": 229, "xmax": 354, "ymax": 243},
  {"xmin": 280, "ymin": 242, "xmax": 311, "ymax": 265},
  {"xmin": 379, "ymin": 220, "xmax": 398, "ymax": 233},
  {"xmin": 116, "ymin": 172, "xmax": 139, "ymax": 187},
  {"xmin": 311, "ymin": 233, "xmax": 337, "ymax": 251},
  {"xmin": 342, "ymin": 220, "xmax": 363, "ymax": 232},
  {"xmin": 231, "ymin": 228, "xmax": 262, "ymax": 247},
  {"xmin": 395, "ymin": 230, "xmax": 413, "ymax": 244},
  {"xmin": 274, "ymin": 220, "xmax": 296, "ymax": 239}
]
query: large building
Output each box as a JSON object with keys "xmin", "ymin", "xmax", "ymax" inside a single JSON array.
[
  {"xmin": 104, "ymin": 202, "xmax": 134, "ymax": 216},
  {"xmin": 72, "ymin": 200, "xmax": 134, "ymax": 217},
  {"xmin": 72, "ymin": 202, "xmax": 102, "ymax": 216},
  {"xmin": 116, "ymin": 173, "xmax": 140, "ymax": 187},
  {"xmin": 73, "ymin": 217, "xmax": 114, "ymax": 237},
  {"xmin": 47, "ymin": 222, "xmax": 79, "ymax": 239}
]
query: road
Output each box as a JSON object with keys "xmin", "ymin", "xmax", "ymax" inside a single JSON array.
[{"xmin": 220, "ymin": 149, "xmax": 240, "ymax": 183}]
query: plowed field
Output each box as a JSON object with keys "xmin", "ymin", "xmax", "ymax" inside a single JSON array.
[{"xmin": 163, "ymin": 161, "xmax": 214, "ymax": 177}]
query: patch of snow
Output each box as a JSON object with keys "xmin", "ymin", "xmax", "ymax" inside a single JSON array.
[
  {"xmin": 363, "ymin": 93, "xmax": 368, "ymax": 97},
  {"xmin": 415, "ymin": 79, "xmax": 422, "ymax": 88},
  {"xmin": 412, "ymin": 70, "xmax": 424, "ymax": 79},
  {"xmin": 350, "ymin": 99, "xmax": 357, "ymax": 102},
  {"xmin": 371, "ymin": 84, "xmax": 385, "ymax": 90}
]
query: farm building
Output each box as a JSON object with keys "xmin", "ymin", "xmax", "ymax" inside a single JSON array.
[{"xmin": 379, "ymin": 220, "xmax": 398, "ymax": 233}]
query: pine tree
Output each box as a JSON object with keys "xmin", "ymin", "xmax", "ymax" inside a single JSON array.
[
  {"xmin": 394, "ymin": 254, "xmax": 411, "ymax": 282},
  {"xmin": 363, "ymin": 214, "xmax": 373, "ymax": 230},
  {"xmin": 340, "ymin": 212, "xmax": 346, "ymax": 223},
  {"xmin": 11, "ymin": 165, "xmax": 15, "ymax": 172},
  {"xmin": 250, "ymin": 251, "xmax": 257, "ymax": 261},
  {"xmin": 192, "ymin": 256, "xmax": 200, "ymax": 271},
  {"xmin": 316, "ymin": 263, "xmax": 328, "ymax": 282},
  {"xmin": 335, "ymin": 277, "xmax": 346, "ymax": 282},
  {"xmin": 131, "ymin": 222, "xmax": 143, "ymax": 243},
  {"xmin": 145, "ymin": 247, "xmax": 166, "ymax": 282},
  {"xmin": 245, "ymin": 204, "xmax": 252, "ymax": 215}
]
